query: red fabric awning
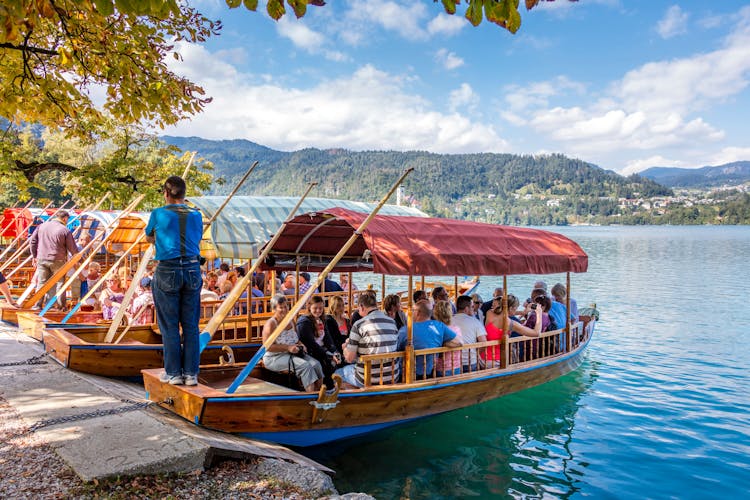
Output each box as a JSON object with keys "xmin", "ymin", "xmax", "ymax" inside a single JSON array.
[{"xmin": 263, "ymin": 208, "xmax": 588, "ymax": 276}]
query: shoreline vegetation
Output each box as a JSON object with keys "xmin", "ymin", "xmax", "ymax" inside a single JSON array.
[{"xmin": 163, "ymin": 137, "xmax": 750, "ymax": 226}]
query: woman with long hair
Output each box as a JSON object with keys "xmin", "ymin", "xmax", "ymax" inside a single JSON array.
[
  {"xmin": 262, "ymin": 294, "xmax": 323, "ymax": 392},
  {"xmin": 482, "ymin": 294, "xmax": 543, "ymax": 368},
  {"xmin": 326, "ymin": 295, "xmax": 351, "ymax": 354},
  {"xmin": 297, "ymin": 295, "xmax": 342, "ymax": 388}
]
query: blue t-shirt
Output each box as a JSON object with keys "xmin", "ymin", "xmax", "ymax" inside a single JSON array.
[
  {"xmin": 145, "ymin": 204, "xmax": 203, "ymax": 261},
  {"xmin": 549, "ymin": 301, "xmax": 567, "ymax": 329},
  {"xmin": 398, "ymin": 320, "xmax": 456, "ymax": 377}
]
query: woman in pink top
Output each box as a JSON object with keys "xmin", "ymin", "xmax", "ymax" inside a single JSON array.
[
  {"xmin": 482, "ymin": 296, "xmax": 544, "ymax": 368},
  {"xmin": 433, "ymin": 300, "xmax": 463, "ymax": 376}
]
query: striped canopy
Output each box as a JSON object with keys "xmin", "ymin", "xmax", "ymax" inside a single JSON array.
[{"xmin": 189, "ymin": 196, "xmax": 426, "ymax": 260}]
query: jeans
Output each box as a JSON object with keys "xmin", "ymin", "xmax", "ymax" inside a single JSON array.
[{"xmin": 152, "ymin": 258, "xmax": 202, "ymax": 377}]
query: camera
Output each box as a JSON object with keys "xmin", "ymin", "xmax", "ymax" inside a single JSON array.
[
  {"xmin": 530, "ymin": 303, "xmax": 538, "ymax": 310},
  {"xmin": 293, "ymin": 345, "xmax": 306, "ymax": 358}
]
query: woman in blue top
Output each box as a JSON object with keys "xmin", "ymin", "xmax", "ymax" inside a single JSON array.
[{"xmin": 145, "ymin": 176, "xmax": 203, "ymax": 386}]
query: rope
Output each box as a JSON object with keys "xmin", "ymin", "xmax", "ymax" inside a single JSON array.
[{"xmin": 0, "ymin": 352, "xmax": 50, "ymax": 367}]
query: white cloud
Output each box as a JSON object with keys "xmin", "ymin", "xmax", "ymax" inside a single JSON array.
[
  {"xmin": 427, "ymin": 14, "xmax": 465, "ymax": 37},
  {"xmin": 503, "ymin": 8, "xmax": 750, "ymax": 163},
  {"xmin": 344, "ymin": 0, "xmax": 429, "ymax": 41},
  {"xmin": 434, "ymin": 48, "xmax": 464, "ymax": 70},
  {"xmin": 276, "ymin": 17, "xmax": 349, "ymax": 62},
  {"xmin": 449, "ymin": 83, "xmax": 478, "ymax": 113},
  {"xmin": 164, "ymin": 43, "xmax": 507, "ymax": 154},
  {"xmin": 656, "ymin": 5, "xmax": 689, "ymax": 39},
  {"xmin": 706, "ymin": 146, "xmax": 750, "ymax": 166}
]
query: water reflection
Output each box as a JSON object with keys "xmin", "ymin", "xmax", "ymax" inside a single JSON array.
[{"xmin": 306, "ymin": 358, "xmax": 599, "ymax": 498}]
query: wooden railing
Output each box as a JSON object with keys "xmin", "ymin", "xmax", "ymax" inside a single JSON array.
[{"xmin": 359, "ymin": 320, "xmax": 593, "ymax": 388}]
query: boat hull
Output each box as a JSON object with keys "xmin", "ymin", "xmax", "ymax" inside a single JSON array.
[
  {"xmin": 44, "ymin": 326, "xmax": 261, "ymax": 377},
  {"xmin": 143, "ymin": 330, "xmax": 593, "ymax": 447}
]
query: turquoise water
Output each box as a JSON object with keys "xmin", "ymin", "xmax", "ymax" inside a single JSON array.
[{"xmin": 305, "ymin": 226, "xmax": 750, "ymax": 498}]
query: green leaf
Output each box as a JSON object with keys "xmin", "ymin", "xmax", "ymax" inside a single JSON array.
[
  {"xmin": 226, "ymin": 0, "xmax": 242, "ymax": 8},
  {"xmin": 441, "ymin": 0, "xmax": 457, "ymax": 15},
  {"xmin": 506, "ymin": 6, "xmax": 521, "ymax": 33},
  {"xmin": 288, "ymin": 0, "xmax": 307, "ymax": 18},
  {"xmin": 267, "ymin": 0, "xmax": 286, "ymax": 20},
  {"xmin": 243, "ymin": 0, "xmax": 259, "ymax": 11},
  {"xmin": 93, "ymin": 0, "xmax": 114, "ymax": 16},
  {"xmin": 465, "ymin": 0, "xmax": 483, "ymax": 27}
]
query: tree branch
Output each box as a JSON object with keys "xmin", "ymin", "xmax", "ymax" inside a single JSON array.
[
  {"xmin": 0, "ymin": 42, "xmax": 58, "ymax": 57},
  {"xmin": 14, "ymin": 160, "xmax": 76, "ymax": 181}
]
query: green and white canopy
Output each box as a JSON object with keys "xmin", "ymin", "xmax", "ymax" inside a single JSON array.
[{"xmin": 189, "ymin": 196, "xmax": 426, "ymax": 260}]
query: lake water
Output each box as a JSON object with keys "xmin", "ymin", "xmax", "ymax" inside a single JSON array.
[{"xmin": 304, "ymin": 226, "xmax": 750, "ymax": 499}]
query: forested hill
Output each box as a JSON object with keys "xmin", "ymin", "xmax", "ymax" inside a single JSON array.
[{"xmin": 163, "ymin": 136, "xmax": 674, "ymax": 225}]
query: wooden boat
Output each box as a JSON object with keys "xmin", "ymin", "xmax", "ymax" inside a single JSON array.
[
  {"xmin": 143, "ymin": 199, "xmax": 596, "ymax": 447},
  {"xmin": 36, "ymin": 186, "xmax": 422, "ymax": 376},
  {"xmin": 43, "ymin": 320, "xmax": 263, "ymax": 377}
]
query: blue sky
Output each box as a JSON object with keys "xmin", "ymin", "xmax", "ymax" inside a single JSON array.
[{"xmin": 162, "ymin": 1, "xmax": 750, "ymax": 174}]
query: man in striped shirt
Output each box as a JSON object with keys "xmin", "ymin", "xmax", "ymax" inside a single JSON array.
[{"xmin": 336, "ymin": 291, "xmax": 399, "ymax": 387}]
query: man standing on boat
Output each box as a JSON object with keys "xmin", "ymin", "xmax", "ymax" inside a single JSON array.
[
  {"xmin": 145, "ymin": 176, "xmax": 203, "ymax": 386},
  {"xmin": 29, "ymin": 210, "xmax": 78, "ymax": 310}
]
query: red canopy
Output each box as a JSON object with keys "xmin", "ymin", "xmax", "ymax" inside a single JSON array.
[{"xmin": 263, "ymin": 208, "xmax": 588, "ymax": 276}]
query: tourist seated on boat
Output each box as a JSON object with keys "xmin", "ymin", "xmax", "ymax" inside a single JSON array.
[
  {"xmin": 433, "ymin": 300, "xmax": 463, "ymax": 376},
  {"xmin": 100, "ymin": 276, "xmax": 125, "ymax": 320},
  {"xmin": 262, "ymin": 294, "xmax": 324, "ymax": 392},
  {"xmin": 483, "ymin": 294, "xmax": 544, "ymax": 368},
  {"xmin": 336, "ymin": 291, "xmax": 400, "ymax": 388},
  {"xmin": 431, "ymin": 286, "xmax": 456, "ymax": 314},
  {"xmin": 297, "ymin": 295, "xmax": 342, "ymax": 389},
  {"xmin": 200, "ymin": 285, "xmax": 220, "ymax": 302},
  {"xmin": 505, "ymin": 294, "xmax": 525, "ymax": 363},
  {"xmin": 76, "ymin": 262, "xmax": 100, "ymax": 309},
  {"xmin": 317, "ymin": 276, "xmax": 343, "ymax": 294},
  {"xmin": 218, "ymin": 281, "xmax": 233, "ymax": 301},
  {"xmin": 216, "ymin": 262, "xmax": 230, "ymax": 289},
  {"xmin": 298, "ymin": 272, "xmax": 312, "ymax": 294},
  {"xmin": 250, "ymin": 275, "xmax": 265, "ymax": 313},
  {"xmin": 281, "ymin": 273, "xmax": 296, "ymax": 296},
  {"xmin": 524, "ymin": 289, "xmax": 556, "ymax": 332},
  {"xmin": 479, "ymin": 287, "xmax": 503, "ymax": 323},
  {"xmin": 412, "ymin": 289, "xmax": 429, "ymax": 305},
  {"xmin": 340, "ymin": 273, "xmax": 357, "ymax": 293},
  {"xmin": 453, "ymin": 295, "xmax": 487, "ymax": 372},
  {"xmin": 350, "ymin": 289, "xmax": 377, "ymax": 325},
  {"xmin": 326, "ymin": 295, "xmax": 350, "ymax": 354},
  {"xmin": 128, "ymin": 277, "xmax": 154, "ymax": 325},
  {"xmin": 551, "ymin": 282, "xmax": 578, "ymax": 324},
  {"xmin": 382, "ymin": 294, "xmax": 406, "ymax": 331},
  {"xmin": 397, "ymin": 301, "xmax": 461, "ymax": 380},
  {"xmin": 204, "ymin": 271, "xmax": 220, "ymax": 294},
  {"xmin": 470, "ymin": 293, "xmax": 485, "ymax": 324}
]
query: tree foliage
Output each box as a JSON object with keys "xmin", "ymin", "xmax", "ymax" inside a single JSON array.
[
  {"xmin": 0, "ymin": 0, "xmax": 220, "ymax": 135},
  {"xmin": 229, "ymin": 0, "xmax": 574, "ymax": 34},
  {"xmin": 0, "ymin": 122, "xmax": 216, "ymax": 208}
]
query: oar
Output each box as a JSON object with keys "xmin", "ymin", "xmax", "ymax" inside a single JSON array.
[
  {"xmin": 106, "ymin": 161, "xmax": 259, "ymax": 343},
  {"xmin": 37, "ymin": 195, "xmax": 143, "ymax": 315},
  {"xmin": 36, "ymin": 194, "xmax": 112, "ymax": 317},
  {"xmin": 0, "ymin": 200, "xmax": 55, "ymax": 269},
  {"xmin": 225, "ymin": 168, "xmax": 413, "ymax": 394},
  {"xmin": 0, "ymin": 201, "xmax": 76, "ymax": 277},
  {"xmin": 181, "ymin": 151, "xmax": 197, "ymax": 179},
  {"xmin": 60, "ymin": 234, "xmax": 148, "ymax": 323},
  {"xmin": 21, "ymin": 195, "xmax": 145, "ymax": 309},
  {"xmin": 198, "ymin": 181, "xmax": 317, "ymax": 354},
  {"xmin": 104, "ymin": 245, "xmax": 154, "ymax": 343}
]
